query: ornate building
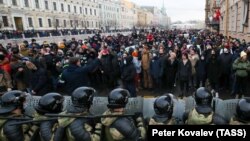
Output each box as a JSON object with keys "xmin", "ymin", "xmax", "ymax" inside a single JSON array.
[{"xmin": 0, "ymin": 0, "xmax": 100, "ymax": 31}]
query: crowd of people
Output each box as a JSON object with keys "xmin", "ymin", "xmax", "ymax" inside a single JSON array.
[
  {"xmin": 0, "ymin": 29, "xmax": 249, "ymax": 99},
  {"xmin": 0, "ymin": 29, "xmax": 132, "ymax": 39}
]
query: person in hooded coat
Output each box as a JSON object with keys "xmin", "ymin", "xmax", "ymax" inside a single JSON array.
[{"xmin": 121, "ymin": 55, "xmax": 137, "ymax": 97}]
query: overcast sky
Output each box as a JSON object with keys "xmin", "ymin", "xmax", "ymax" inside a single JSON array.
[{"xmin": 131, "ymin": 0, "xmax": 205, "ymax": 22}]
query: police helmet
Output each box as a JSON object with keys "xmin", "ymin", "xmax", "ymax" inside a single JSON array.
[
  {"xmin": 71, "ymin": 87, "xmax": 96, "ymax": 109},
  {"xmin": 194, "ymin": 87, "xmax": 213, "ymax": 114},
  {"xmin": 107, "ymin": 88, "xmax": 130, "ymax": 109},
  {"xmin": 154, "ymin": 94, "xmax": 174, "ymax": 118},
  {"xmin": 35, "ymin": 93, "xmax": 64, "ymax": 114},
  {"xmin": 0, "ymin": 91, "xmax": 27, "ymax": 114},
  {"xmin": 236, "ymin": 98, "xmax": 250, "ymax": 122}
]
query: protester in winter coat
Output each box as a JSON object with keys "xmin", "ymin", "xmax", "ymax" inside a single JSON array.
[
  {"xmin": 27, "ymin": 61, "xmax": 51, "ymax": 96},
  {"xmin": 141, "ymin": 45, "xmax": 152, "ymax": 89},
  {"xmin": 195, "ymin": 55, "xmax": 207, "ymax": 88},
  {"xmin": 165, "ymin": 52, "xmax": 178, "ymax": 92},
  {"xmin": 150, "ymin": 53, "xmax": 161, "ymax": 91},
  {"xmin": 219, "ymin": 48, "xmax": 233, "ymax": 90},
  {"xmin": 207, "ymin": 49, "xmax": 221, "ymax": 93},
  {"xmin": 132, "ymin": 50, "xmax": 142, "ymax": 91},
  {"xmin": 61, "ymin": 52, "xmax": 102, "ymax": 94},
  {"xmin": 177, "ymin": 53, "xmax": 192, "ymax": 98},
  {"xmin": 232, "ymin": 51, "xmax": 250, "ymax": 98},
  {"xmin": 121, "ymin": 55, "xmax": 136, "ymax": 97}
]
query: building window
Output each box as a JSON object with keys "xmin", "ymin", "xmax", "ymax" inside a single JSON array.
[
  {"xmin": 81, "ymin": 21, "xmax": 84, "ymax": 27},
  {"xmin": 87, "ymin": 21, "xmax": 89, "ymax": 27},
  {"xmin": 68, "ymin": 5, "xmax": 71, "ymax": 12},
  {"xmin": 85, "ymin": 8, "xmax": 88, "ymax": 15},
  {"xmin": 94, "ymin": 9, "xmax": 96, "ymax": 16},
  {"xmin": 35, "ymin": 0, "xmax": 39, "ymax": 9},
  {"xmin": 45, "ymin": 1, "xmax": 49, "ymax": 10},
  {"xmin": 24, "ymin": 0, "xmax": 29, "ymax": 7},
  {"xmin": 53, "ymin": 2, "xmax": 57, "ymax": 11},
  {"xmin": 56, "ymin": 19, "xmax": 59, "ymax": 27},
  {"xmin": 75, "ymin": 20, "xmax": 78, "ymax": 27},
  {"xmin": 80, "ymin": 7, "xmax": 82, "ymax": 14},
  {"xmin": 70, "ymin": 20, "xmax": 73, "ymax": 27},
  {"xmin": 48, "ymin": 19, "xmax": 52, "ymax": 27},
  {"xmin": 2, "ymin": 16, "xmax": 8, "ymax": 27},
  {"xmin": 12, "ymin": 0, "xmax": 17, "ymax": 6},
  {"xmin": 0, "ymin": 0, "xmax": 3, "ymax": 4},
  {"xmin": 74, "ymin": 6, "xmax": 76, "ymax": 13},
  {"xmin": 96, "ymin": 22, "xmax": 98, "ymax": 27},
  {"xmin": 90, "ymin": 9, "xmax": 92, "ymax": 15},
  {"xmin": 39, "ymin": 18, "xmax": 43, "ymax": 27},
  {"xmin": 61, "ymin": 3, "xmax": 64, "ymax": 12},
  {"xmin": 64, "ymin": 20, "xmax": 66, "ymax": 27},
  {"xmin": 28, "ymin": 17, "xmax": 33, "ymax": 27}
]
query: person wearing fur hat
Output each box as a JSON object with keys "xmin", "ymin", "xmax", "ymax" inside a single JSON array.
[{"xmin": 232, "ymin": 51, "xmax": 250, "ymax": 98}]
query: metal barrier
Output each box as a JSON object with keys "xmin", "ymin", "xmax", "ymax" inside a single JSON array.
[{"xmin": 20, "ymin": 95, "xmax": 241, "ymax": 121}]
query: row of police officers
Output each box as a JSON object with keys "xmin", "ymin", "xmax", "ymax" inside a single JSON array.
[{"xmin": 0, "ymin": 87, "xmax": 249, "ymax": 141}]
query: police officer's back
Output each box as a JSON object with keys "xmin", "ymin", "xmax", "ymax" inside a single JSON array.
[
  {"xmin": 0, "ymin": 91, "xmax": 31, "ymax": 141},
  {"xmin": 57, "ymin": 87, "xmax": 102, "ymax": 141},
  {"xmin": 101, "ymin": 88, "xmax": 146, "ymax": 141},
  {"xmin": 184, "ymin": 87, "xmax": 227, "ymax": 125},
  {"xmin": 149, "ymin": 94, "xmax": 177, "ymax": 125},
  {"xmin": 230, "ymin": 98, "xmax": 250, "ymax": 125},
  {"xmin": 34, "ymin": 93, "xmax": 64, "ymax": 141}
]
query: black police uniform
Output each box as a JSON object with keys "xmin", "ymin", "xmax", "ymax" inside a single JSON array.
[
  {"xmin": 149, "ymin": 94, "xmax": 177, "ymax": 125},
  {"xmin": 58, "ymin": 87, "xmax": 102, "ymax": 141},
  {"xmin": 230, "ymin": 98, "xmax": 250, "ymax": 125},
  {"xmin": 34, "ymin": 93, "xmax": 65, "ymax": 141},
  {"xmin": 184, "ymin": 87, "xmax": 228, "ymax": 125},
  {"xmin": 0, "ymin": 91, "xmax": 34, "ymax": 141},
  {"xmin": 101, "ymin": 88, "xmax": 146, "ymax": 141}
]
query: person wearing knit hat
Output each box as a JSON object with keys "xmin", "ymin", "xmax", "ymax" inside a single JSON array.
[
  {"xmin": 232, "ymin": 51, "xmax": 250, "ymax": 99},
  {"xmin": 240, "ymin": 51, "xmax": 247, "ymax": 58}
]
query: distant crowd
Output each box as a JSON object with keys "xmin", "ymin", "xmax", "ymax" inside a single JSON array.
[{"xmin": 0, "ymin": 28, "xmax": 133, "ymax": 39}]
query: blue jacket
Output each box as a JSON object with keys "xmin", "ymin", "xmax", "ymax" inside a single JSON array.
[{"xmin": 150, "ymin": 57, "xmax": 162, "ymax": 79}]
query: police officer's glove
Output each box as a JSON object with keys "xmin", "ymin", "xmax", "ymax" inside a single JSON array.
[
  {"xmin": 134, "ymin": 112, "xmax": 144, "ymax": 128},
  {"xmin": 134, "ymin": 112, "xmax": 143, "ymax": 120},
  {"xmin": 134, "ymin": 112, "xmax": 146, "ymax": 140},
  {"xmin": 93, "ymin": 117, "xmax": 101, "ymax": 125}
]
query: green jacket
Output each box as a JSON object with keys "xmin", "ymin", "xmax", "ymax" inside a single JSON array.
[{"xmin": 233, "ymin": 58, "xmax": 250, "ymax": 77}]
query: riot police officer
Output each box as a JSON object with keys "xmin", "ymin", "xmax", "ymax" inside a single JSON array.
[
  {"xmin": 0, "ymin": 90, "xmax": 31, "ymax": 141},
  {"xmin": 34, "ymin": 92, "xmax": 64, "ymax": 141},
  {"xmin": 101, "ymin": 88, "xmax": 146, "ymax": 141},
  {"xmin": 230, "ymin": 98, "xmax": 250, "ymax": 125},
  {"xmin": 184, "ymin": 87, "xmax": 227, "ymax": 125},
  {"xmin": 149, "ymin": 94, "xmax": 176, "ymax": 125},
  {"xmin": 58, "ymin": 87, "xmax": 102, "ymax": 141}
]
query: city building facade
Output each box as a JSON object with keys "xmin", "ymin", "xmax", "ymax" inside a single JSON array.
[
  {"xmin": 205, "ymin": 0, "xmax": 220, "ymax": 32},
  {"xmin": 141, "ymin": 6, "xmax": 170, "ymax": 29},
  {"xmin": 0, "ymin": 0, "xmax": 100, "ymax": 31},
  {"xmin": 0, "ymin": 0, "xmax": 171, "ymax": 31},
  {"xmin": 220, "ymin": 0, "xmax": 250, "ymax": 40},
  {"xmin": 98, "ymin": 0, "xmax": 121, "ymax": 30}
]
